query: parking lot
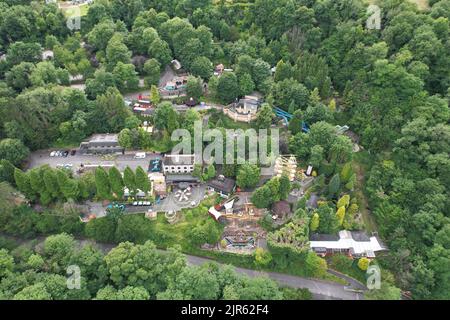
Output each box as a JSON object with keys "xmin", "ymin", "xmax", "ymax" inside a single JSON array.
[{"xmin": 26, "ymin": 149, "xmax": 161, "ymax": 174}]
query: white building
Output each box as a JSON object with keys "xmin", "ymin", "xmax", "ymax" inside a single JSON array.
[
  {"xmin": 162, "ymin": 154, "xmax": 196, "ymax": 174},
  {"xmin": 310, "ymin": 230, "xmax": 386, "ymax": 259}
]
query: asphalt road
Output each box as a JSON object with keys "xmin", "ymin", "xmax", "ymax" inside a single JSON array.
[
  {"xmin": 183, "ymin": 254, "xmax": 364, "ymax": 300},
  {"xmin": 72, "ymin": 239, "xmax": 365, "ymax": 300},
  {"xmin": 26, "ymin": 150, "xmax": 161, "ymax": 173},
  {"xmin": 0, "ymin": 233, "xmax": 364, "ymax": 300}
]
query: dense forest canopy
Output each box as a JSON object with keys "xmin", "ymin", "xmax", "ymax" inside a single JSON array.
[{"xmin": 0, "ymin": 0, "xmax": 448, "ymax": 300}]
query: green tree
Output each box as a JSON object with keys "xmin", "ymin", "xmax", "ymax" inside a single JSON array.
[
  {"xmin": 186, "ymin": 76, "xmax": 203, "ymax": 100},
  {"xmin": 236, "ymin": 163, "xmax": 261, "ymax": 189},
  {"xmin": 95, "ymin": 167, "xmax": 111, "ymax": 199},
  {"xmin": 256, "ymin": 103, "xmax": 275, "ymax": 129},
  {"xmin": 251, "ymin": 185, "xmax": 272, "ymax": 208},
  {"xmin": 310, "ymin": 213, "xmax": 320, "ymax": 232},
  {"xmin": 305, "ymin": 251, "xmax": 327, "ymax": 278},
  {"xmin": 328, "ymin": 174, "xmax": 341, "ymax": 198},
  {"xmin": 123, "ymin": 166, "xmax": 136, "ymax": 195},
  {"xmin": 109, "ymin": 167, "xmax": 124, "ymax": 199},
  {"xmin": 148, "ymin": 38, "xmax": 172, "ymax": 67},
  {"xmin": 336, "ymin": 206, "xmax": 345, "ymax": 226},
  {"xmin": 191, "ymin": 56, "xmax": 213, "ymax": 79},
  {"xmin": 106, "ymin": 34, "xmax": 132, "ymax": 70},
  {"xmin": 0, "ymin": 249, "xmax": 14, "ymax": 278},
  {"xmin": 217, "ymin": 72, "xmax": 239, "ymax": 103},
  {"xmin": 269, "ymin": 78, "xmax": 309, "ymax": 111},
  {"xmin": 13, "ymin": 283, "xmax": 52, "ymax": 300},
  {"xmin": 0, "ymin": 159, "xmax": 16, "ymax": 185},
  {"xmin": 135, "ymin": 166, "xmax": 150, "ymax": 194},
  {"xmin": 150, "ymin": 85, "xmax": 160, "ymax": 105},
  {"xmin": 0, "ymin": 139, "xmax": 29, "ymax": 166},
  {"xmin": 357, "ymin": 257, "xmax": 370, "ymax": 271},
  {"xmin": 154, "ymin": 102, "xmax": 179, "ymax": 133},
  {"xmin": 238, "ymin": 73, "xmax": 255, "ymax": 96},
  {"xmin": 279, "ymin": 175, "xmax": 291, "ymax": 200},
  {"xmin": 143, "ymin": 58, "xmax": 161, "ymax": 86},
  {"xmin": 113, "ymin": 62, "xmax": 139, "ymax": 91},
  {"xmin": 14, "ymin": 168, "xmax": 34, "ymax": 199},
  {"xmin": 254, "ymin": 248, "xmax": 272, "ymax": 267},
  {"xmin": 274, "ymin": 59, "xmax": 292, "ymax": 82}
]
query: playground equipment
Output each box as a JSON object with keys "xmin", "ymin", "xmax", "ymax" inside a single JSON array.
[
  {"xmin": 107, "ymin": 202, "xmax": 125, "ymax": 211},
  {"xmin": 273, "ymin": 107, "xmax": 292, "ymax": 124},
  {"xmin": 273, "ymin": 107, "xmax": 310, "ymax": 133}
]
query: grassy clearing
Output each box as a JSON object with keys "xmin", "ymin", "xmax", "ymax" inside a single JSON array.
[
  {"xmin": 59, "ymin": 2, "xmax": 90, "ymax": 18},
  {"xmin": 327, "ymin": 254, "xmax": 367, "ymax": 283},
  {"xmin": 352, "ymin": 151, "xmax": 378, "ymax": 233},
  {"xmin": 207, "ymin": 109, "xmax": 254, "ymax": 130},
  {"xmin": 409, "ymin": 0, "xmax": 429, "ymax": 10}
]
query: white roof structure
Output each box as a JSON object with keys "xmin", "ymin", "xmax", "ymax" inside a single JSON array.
[
  {"xmin": 310, "ymin": 230, "xmax": 385, "ymax": 257},
  {"xmin": 208, "ymin": 207, "xmax": 222, "ymax": 221}
]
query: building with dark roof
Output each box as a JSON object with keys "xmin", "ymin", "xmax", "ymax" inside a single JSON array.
[
  {"xmin": 207, "ymin": 176, "xmax": 236, "ymax": 197},
  {"xmin": 79, "ymin": 134, "xmax": 124, "ymax": 155},
  {"xmin": 271, "ymin": 200, "xmax": 291, "ymax": 220},
  {"xmin": 165, "ymin": 174, "xmax": 200, "ymax": 184}
]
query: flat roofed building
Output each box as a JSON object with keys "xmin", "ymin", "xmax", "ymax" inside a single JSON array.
[
  {"xmin": 165, "ymin": 174, "xmax": 200, "ymax": 184},
  {"xmin": 310, "ymin": 230, "xmax": 386, "ymax": 259},
  {"xmin": 79, "ymin": 134, "xmax": 124, "ymax": 155},
  {"xmin": 162, "ymin": 154, "xmax": 196, "ymax": 174}
]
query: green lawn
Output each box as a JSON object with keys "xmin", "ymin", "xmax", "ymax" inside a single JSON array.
[
  {"xmin": 207, "ymin": 109, "xmax": 254, "ymax": 130},
  {"xmin": 59, "ymin": 2, "xmax": 90, "ymax": 18},
  {"xmin": 352, "ymin": 151, "xmax": 378, "ymax": 233}
]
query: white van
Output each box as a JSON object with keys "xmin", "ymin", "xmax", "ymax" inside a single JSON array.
[{"xmin": 134, "ymin": 152, "xmax": 146, "ymax": 159}]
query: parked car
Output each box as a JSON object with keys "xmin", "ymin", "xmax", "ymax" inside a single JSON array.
[
  {"xmin": 70, "ymin": 150, "xmax": 76, "ymax": 156},
  {"xmin": 50, "ymin": 151, "xmax": 56, "ymax": 157},
  {"xmin": 138, "ymin": 201, "xmax": 143, "ymax": 206},
  {"xmin": 62, "ymin": 150, "xmax": 69, "ymax": 157},
  {"xmin": 134, "ymin": 152, "xmax": 146, "ymax": 159},
  {"xmin": 132, "ymin": 201, "xmax": 138, "ymax": 206}
]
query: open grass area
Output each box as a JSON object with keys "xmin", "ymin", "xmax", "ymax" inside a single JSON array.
[
  {"xmin": 327, "ymin": 254, "xmax": 367, "ymax": 283},
  {"xmin": 409, "ymin": 0, "xmax": 429, "ymax": 10},
  {"xmin": 59, "ymin": 1, "xmax": 90, "ymax": 18},
  {"xmin": 370, "ymin": 0, "xmax": 429, "ymax": 10},
  {"xmin": 207, "ymin": 109, "xmax": 254, "ymax": 130},
  {"xmin": 352, "ymin": 151, "xmax": 378, "ymax": 233}
]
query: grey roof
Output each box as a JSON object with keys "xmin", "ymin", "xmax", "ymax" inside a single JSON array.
[
  {"xmin": 310, "ymin": 231, "xmax": 372, "ymax": 242},
  {"xmin": 163, "ymin": 154, "xmax": 195, "ymax": 166},
  {"xmin": 350, "ymin": 231, "xmax": 371, "ymax": 242},
  {"xmin": 88, "ymin": 134, "xmax": 119, "ymax": 144},
  {"xmin": 310, "ymin": 233, "xmax": 340, "ymax": 241},
  {"xmin": 207, "ymin": 177, "xmax": 236, "ymax": 194},
  {"xmin": 165, "ymin": 174, "xmax": 200, "ymax": 183}
]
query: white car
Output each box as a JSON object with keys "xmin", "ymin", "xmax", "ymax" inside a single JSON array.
[
  {"xmin": 134, "ymin": 152, "xmax": 146, "ymax": 159},
  {"xmin": 50, "ymin": 151, "xmax": 56, "ymax": 157},
  {"xmin": 133, "ymin": 201, "xmax": 138, "ymax": 206},
  {"xmin": 138, "ymin": 201, "xmax": 143, "ymax": 206}
]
